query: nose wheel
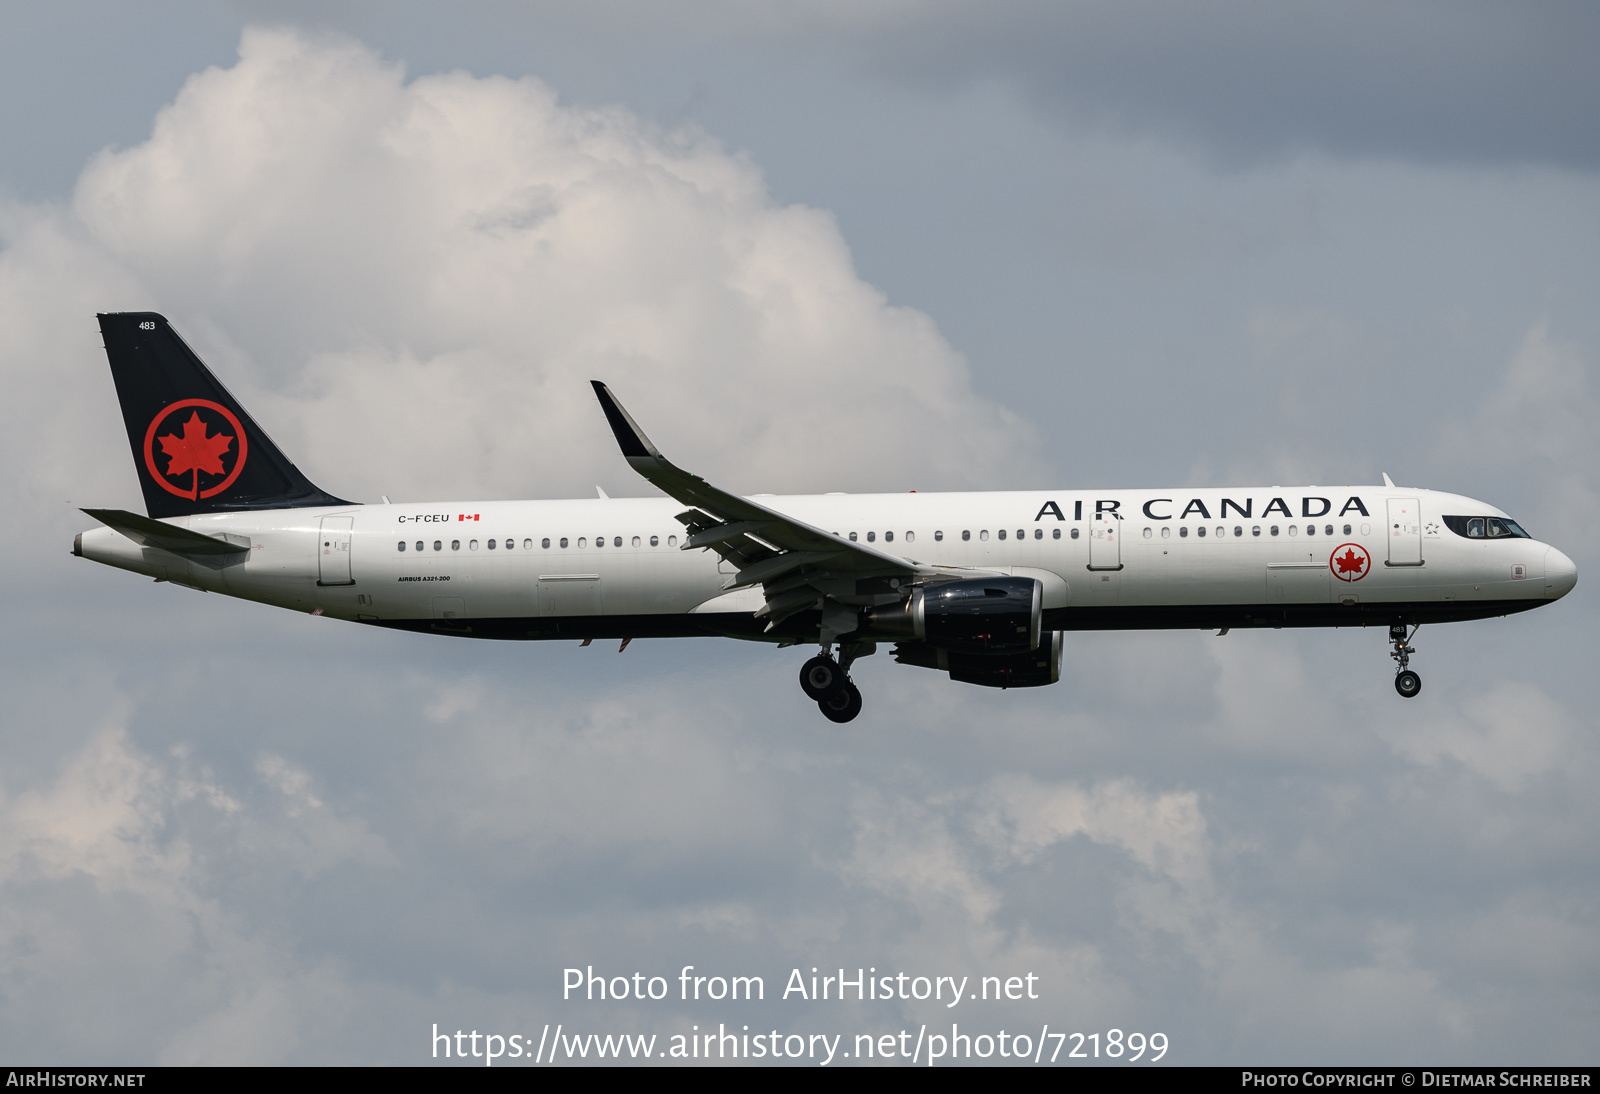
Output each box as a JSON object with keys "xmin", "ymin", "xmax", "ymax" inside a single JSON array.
[{"xmin": 1390, "ymin": 623, "xmax": 1421, "ymax": 698}]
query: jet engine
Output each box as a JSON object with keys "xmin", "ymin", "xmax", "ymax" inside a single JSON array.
[{"xmin": 863, "ymin": 576, "xmax": 1042, "ymax": 654}]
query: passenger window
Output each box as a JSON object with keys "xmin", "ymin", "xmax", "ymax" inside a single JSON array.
[
  {"xmin": 1052, "ymin": 528, "xmax": 1061, "ymax": 540},
  {"xmin": 884, "ymin": 531, "xmax": 894, "ymax": 542},
  {"xmin": 980, "ymin": 530, "xmax": 989, "ymax": 541},
  {"xmin": 1324, "ymin": 524, "xmax": 1333, "ymax": 536},
  {"xmin": 470, "ymin": 540, "xmax": 478, "ymax": 550},
  {"xmin": 1016, "ymin": 529, "xmax": 1024, "ymax": 540},
  {"xmin": 451, "ymin": 540, "xmax": 460, "ymax": 551},
  {"xmin": 1143, "ymin": 527, "xmax": 1152, "ymax": 539},
  {"xmin": 1215, "ymin": 526, "xmax": 1224, "ymax": 538},
  {"xmin": 997, "ymin": 529, "xmax": 1006, "ymax": 540},
  {"xmin": 397, "ymin": 541, "xmax": 406, "ymax": 552},
  {"xmin": 1071, "ymin": 528, "xmax": 1080, "ymax": 539},
  {"xmin": 1161, "ymin": 527, "xmax": 1171, "ymax": 539},
  {"xmin": 1252, "ymin": 526, "xmax": 1260, "ymax": 537},
  {"xmin": 1034, "ymin": 528, "xmax": 1042, "ymax": 540},
  {"xmin": 1303, "ymin": 525, "xmax": 1313, "ymax": 536},
  {"xmin": 559, "ymin": 538, "xmax": 568, "ymax": 548},
  {"xmin": 1198, "ymin": 526, "xmax": 1207, "ymax": 537},
  {"xmin": 542, "ymin": 538, "xmax": 550, "ymax": 549},
  {"xmin": 1180, "ymin": 526, "xmax": 1189, "ymax": 538},
  {"xmin": 1343, "ymin": 524, "xmax": 1351, "ymax": 535},
  {"xmin": 962, "ymin": 530, "xmax": 971, "ymax": 541},
  {"xmin": 905, "ymin": 531, "xmax": 915, "ymax": 543},
  {"xmin": 523, "ymin": 539, "xmax": 532, "ymax": 549},
  {"xmin": 650, "ymin": 535, "xmax": 659, "ymax": 546},
  {"xmin": 867, "ymin": 531, "xmax": 876, "ymax": 542},
  {"xmin": 578, "ymin": 537, "xmax": 587, "ymax": 548},
  {"xmin": 668, "ymin": 535, "xmax": 678, "ymax": 547},
  {"xmin": 1288, "ymin": 525, "xmax": 1297, "ymax": 537},
  {"xmin": 934, "ymin": 530, "xmax": 944, "ymax": 541},
  {"xmin": 849, "ymin": 532, "xmax": 858, "ymax": 542},
  {"xmin": 1270, "ymin": 526, "xmax": 1279, "ymax": 537},
  {"xmin": 433, "ymin": 540, "xmax": 442, "ymax": 551},
  {"xmin": 613, "ymin": 536, "xmax": 622, "ymax": 547},
  {"xmin": 487, "ymin": 539, "xmax": 496, "ymax": 550},
  {"xmin": 595, "ymin": 536, "xmax": 604, "ymax": 548},
  {"xmin": 416, "ymin": 541, "xmax": 424, "ymax": 552},
  {"xmin": 632, "ymin": 536, "xmax": 641, "ymax": 547},
  {"xmin": 1233, "ymin": 526, "xmax": 1242, "ymax": 537}
]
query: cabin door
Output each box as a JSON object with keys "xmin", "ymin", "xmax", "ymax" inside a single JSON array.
[
  {"xmin": 318, "ymin": 516, "xmax": 354, "ymax": 586},
  {"xmin": 1386, "ymin": 498, "xmax": 1422, "ymax": 566},
  {"xmin": 1088, "ymin": 515, "xmax": 1122, "ymax": 571}
]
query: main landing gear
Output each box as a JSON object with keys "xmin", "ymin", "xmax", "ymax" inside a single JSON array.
[
  {"xmin": 1390, "ymin": 622, "xmax": 1421, "ymax": 698},
  {"xmin": 799, "ymin": 646, "xmax": 865, "ymax": 723}
]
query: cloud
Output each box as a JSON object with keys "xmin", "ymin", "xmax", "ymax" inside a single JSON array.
[
  {"xmin": 1443, "ymin": 322, "xmax": 1600, "ymax": 560},
  {"xmin": 0, "ymin": 715, "xmax": 365, "ymax": 1062},
  {"xmin": 0, "ymin": 25, "xmax": 1039, "ymax": 517},
  {"xmin": 682, "ymin": 0, "xmax": 1600, "ymax": 170}
]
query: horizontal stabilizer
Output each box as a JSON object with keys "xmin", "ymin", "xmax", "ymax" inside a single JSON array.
[{"xmin": 82, "ymin": 508, "xmax": 250, "ymax": 556}]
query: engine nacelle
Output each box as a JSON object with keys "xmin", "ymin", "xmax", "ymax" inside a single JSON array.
[
  {"xmin": 862, "ymin": 576, "xmax": 1041, "ymax": 652},
  {"xmin": 925, "ymin": 575, "xmax": 1042, "ymax": 653},
  {"xmin": 893, "ymin": 631, "xmax": 1064, "ymax": 689}
]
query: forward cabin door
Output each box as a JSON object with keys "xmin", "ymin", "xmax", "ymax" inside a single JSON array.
[
  {"xmin": 318, "ymin": 516, "xmax": 354, "ymax": 586},
  {"xmin": 1386, "ymin": 498, "xmax": 1422, "ymax": 566},
  {"xmin": 1088, "ymin": 514, "xmax": 1123, "ymax": 571}
]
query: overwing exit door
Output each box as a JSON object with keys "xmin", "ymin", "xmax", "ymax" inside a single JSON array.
[
  {"xmin": 1386, "ymin": 498, "xmax": 1422, "ymax": 567},
  {"xmin": 318, "ymin": 516, "xmax": 354, "ymax": 585}
]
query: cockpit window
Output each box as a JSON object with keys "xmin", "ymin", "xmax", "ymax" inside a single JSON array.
[{"xmin": 1443, "ymin": 515, "xmax": 1531, "ymax": 540}]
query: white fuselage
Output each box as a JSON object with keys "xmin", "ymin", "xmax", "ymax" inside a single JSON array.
[{"xmin": 76, "ymin": 485, "xmax": 1577, "ymax": 639}]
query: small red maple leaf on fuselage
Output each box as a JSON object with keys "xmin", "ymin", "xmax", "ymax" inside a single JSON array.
[
  {"xmin": 158, "ymin": 411, "xmax": 233, "ymax": 484},
  {"xmin": 1335, "ymin": 548, "xmax": 1366, "ymax": 575}
]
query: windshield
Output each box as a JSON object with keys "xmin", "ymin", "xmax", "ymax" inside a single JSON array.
[{"xmin": 1443, "ymin": 515, "xmax": 1532, "ymax": 540}]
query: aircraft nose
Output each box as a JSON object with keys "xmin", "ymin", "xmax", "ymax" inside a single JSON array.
[{"xmin": 1544, "ymin": 546, "xmax": 1578, "ymax": 600}]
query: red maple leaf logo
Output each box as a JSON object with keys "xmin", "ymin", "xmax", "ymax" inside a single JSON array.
[
  {"xmin": 1334, "ymin": 548, "xmax": 1366, "ymax": 576},
  {"xmin": 157, "ymin": 411, "xmax": 234, "ymax": 493}
]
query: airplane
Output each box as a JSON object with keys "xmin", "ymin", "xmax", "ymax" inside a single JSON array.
[{"xmin": 74, "ymin": 313, "xmax": 1578, "ymax": 722}]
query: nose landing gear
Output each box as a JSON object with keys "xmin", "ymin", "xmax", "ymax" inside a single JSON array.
[{"xmin": 1390, "ymin": 623, "xmax": 1421, "ymax": 698}]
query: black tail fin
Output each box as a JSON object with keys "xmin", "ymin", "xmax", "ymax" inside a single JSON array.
[{"xmin": 97, "ymin": 312, "xmax": 353, "ymax": 518}]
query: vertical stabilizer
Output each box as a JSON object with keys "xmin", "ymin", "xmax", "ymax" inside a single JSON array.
[{"xmin": 97, "ymin": 312, "xmax": 352, "ymax": 518}]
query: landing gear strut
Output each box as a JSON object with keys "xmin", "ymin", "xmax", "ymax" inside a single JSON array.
[
  {"xmin": 799, "ymin": 642, "xmax": 868, "ymax": 722},
  {"xmin": 1390, "ymin": 622, "xmax": 1421, "ymax": 698}
]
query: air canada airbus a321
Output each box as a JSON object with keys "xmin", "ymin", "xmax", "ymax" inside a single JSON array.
[{"xmin": 75, "ymin": 313, "xmax": 1578, "ymax": 722}]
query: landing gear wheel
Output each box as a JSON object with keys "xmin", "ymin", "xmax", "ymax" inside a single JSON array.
[
  {"xmin": 799, "ymin": 655, "xmax": 847, "ymax": 701},
  {"xmin": 819, "ymin": 682, "xmax": 863, "ymax": 723},
  {"xmin": 1394, "ymin": 670, "xmax": 1421, "ymax": 698}
]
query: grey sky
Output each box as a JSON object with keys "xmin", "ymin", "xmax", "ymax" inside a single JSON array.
[{"xmin": 0, "ymin": 2, "xmax": 1595, "ymax": 1064}]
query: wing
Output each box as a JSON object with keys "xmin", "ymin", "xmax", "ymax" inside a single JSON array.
[{"xmin": 591, "ymin": 381, "xmax": 930, "ymax": 630}]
